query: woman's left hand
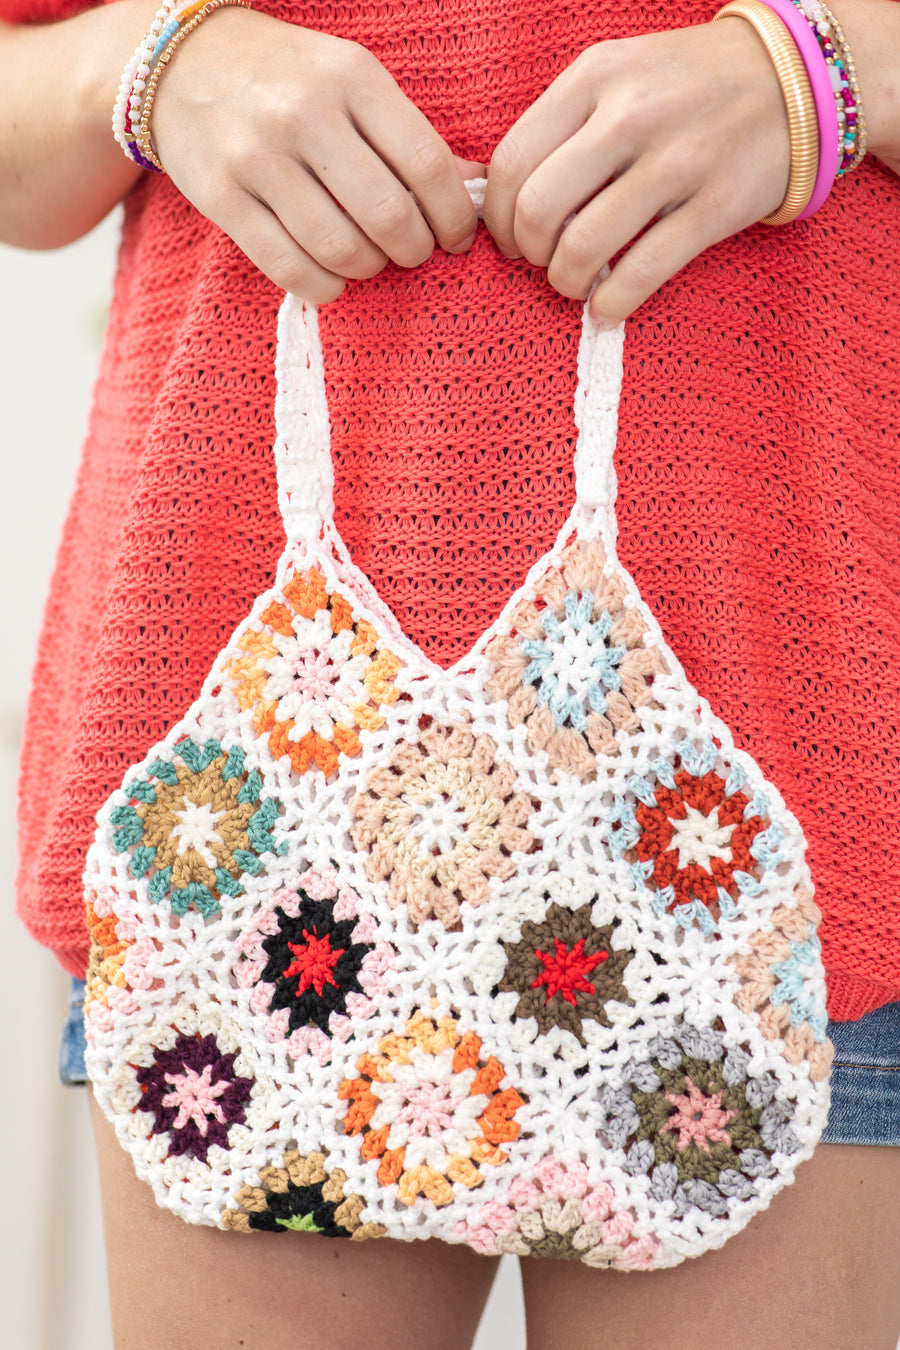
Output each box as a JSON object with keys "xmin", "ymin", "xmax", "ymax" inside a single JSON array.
[{"xmin": 482, "ymin": 19, "xmax": 791, "ymax": 326}]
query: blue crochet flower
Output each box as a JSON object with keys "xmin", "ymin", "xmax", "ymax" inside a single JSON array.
[
  {"xmin": 521, "ymin": 590, "xmax": 628, "ymax": 732},
  {"xmin": 769, "ymin": 934, "xmax": 829, "ymax": 1041}
]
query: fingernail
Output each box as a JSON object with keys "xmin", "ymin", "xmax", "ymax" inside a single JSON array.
[
  {"xmin": 449, "ymin": 230, "xmax": 477, "ymax": 254},
  {"xmin": 498, "ymin": 245, "xmax": 521, "ymax": 260}
]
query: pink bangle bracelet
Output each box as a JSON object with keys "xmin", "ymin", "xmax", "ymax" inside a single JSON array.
[{"xmin": 753, "ymin": 0, "xmax": 840, "ymax": 217}]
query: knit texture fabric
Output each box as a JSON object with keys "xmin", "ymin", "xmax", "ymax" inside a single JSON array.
[{"xmin": 8, "ymin": 0, "xmax": 900, "ymax": 1019}]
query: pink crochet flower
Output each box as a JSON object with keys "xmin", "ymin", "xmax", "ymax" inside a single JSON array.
[{"xmin": 454, "ymin": 1155, "xmax": 659, "ymax": 1268}]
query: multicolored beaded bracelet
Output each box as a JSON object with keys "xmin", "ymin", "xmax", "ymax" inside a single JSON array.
[
  {"xmin": 714, "ymin": 0, "xmax": 819, "ymax": 224},
  {"xmin": 112, "ymin": 0, "xmax": 205, "ymax": 169},
  {"xmin": 135, "ymin": 0, "xmax": 252, "ymax": 173},
  {"xmin": 792, "ymin": 0, "xmax": 867, "ymax": 175},
  {"xmin": 113, "ymin": 0, "xmax": 250, "ymax": 172}
]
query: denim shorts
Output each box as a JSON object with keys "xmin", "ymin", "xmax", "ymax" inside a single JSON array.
[{"xmin": 59, "ymin": 978, "xmax": 900, "ymax": 1146}]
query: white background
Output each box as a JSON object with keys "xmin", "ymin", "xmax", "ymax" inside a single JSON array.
[{"xmin": 0, "ymin": 215, "xmax": 526, "ymax": 1350}]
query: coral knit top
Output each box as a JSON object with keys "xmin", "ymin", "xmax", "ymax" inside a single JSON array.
[{"xmin": 7, "ymin": 0, "xmax": 900, "ymax": 1019}]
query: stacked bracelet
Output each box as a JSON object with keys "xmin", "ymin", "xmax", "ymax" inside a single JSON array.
[
  {"xmin": 714, "ymin": 0, "xmax": 820, "ymax": 224},
  {"xmin": 113, "ymin": 0, "xmax": 203, "ymax": 169},
  {"xmin": 135, "ymin": 0, "xmax": 250, "ymax": 171},
  {"xmin": 792, "ymin": 0, "xmax": 867, "ymax": 174},
  {"xmin": 113, "ymin": 0, "xmax": 250, "ymax": 173},
  {"xmin": 714, "ymin": 0, "xmax": 867, "ymax": 225},
  {"xmin": 747, "ymin": 0, "xmax": 840, "ymax": 218}
]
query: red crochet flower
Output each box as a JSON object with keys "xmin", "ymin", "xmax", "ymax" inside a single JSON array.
[
  {"xmin": 532, "ymin": 938, "xmax": 609, "ymax": 1007},
  {"xmin": 496, "ymin": 902, "xmax": 632, "ymax": 1044},
  {"xmin": 633, "ymin": 769, "xmax": 766, "ymax": 919}
]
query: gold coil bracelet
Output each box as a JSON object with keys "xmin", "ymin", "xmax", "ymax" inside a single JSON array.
[{"xmin": 714, "ymin": 0, "xmax": 818, "ymax": 225}]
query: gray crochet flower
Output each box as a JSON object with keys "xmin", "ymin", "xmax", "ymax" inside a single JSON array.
[{"xmin": 597, "ymin": 1021, "xmax": 799, "ymax": 1220}]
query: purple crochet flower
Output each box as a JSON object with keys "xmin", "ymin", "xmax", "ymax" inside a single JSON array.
[{"xmin": 136, "ymin": 1032, "xmax": 253, "ymax": 1162}]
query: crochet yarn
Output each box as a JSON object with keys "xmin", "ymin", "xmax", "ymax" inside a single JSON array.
[{"xmin": 84, "ymin": 289, "xmax": 832, "ymax": 1266}]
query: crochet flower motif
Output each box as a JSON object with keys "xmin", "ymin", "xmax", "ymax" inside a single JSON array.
[
  {"xmin": 109, "ymin": 738, "xmax": 283, "ymax": 917},
  {"xmin": 455, "ymin": 1156, "xmax": 659, "ymax": 1269},
  {"xmin": 85, "ymin": 890, "xmax": 132, "ymax": 1012},
  {"xmin": 633, "ymin": 769, "xmax": 765, "ymax": 923},
  {"xmin": 610, "ymin": 742, "xmax": 771, "ymax": 932},
  {"xmin": 485, "ymin": 540, "xmax": 666, "ymax": 779},
  {"xmin": 496, "ymin": 902, "xmax": 633, "ymax": 1044},
  {"xmin": 734, "ymin": 887, "xmax": 834, "ymax": 1082},
  {"xmin": 136, "ymin": 1032, "xmax": 253, "ymax": 1163},
  {"xmin": 339, "ymin": 1009, "xmax": 526, "ymax": 1207},
  {"xmin": 223, "ymin": 565, "xmax": 401, "ymax": 778},
  {"xmin": 350, "ymin": 719, "xmax": 535, "ymax": 931},
  {"xmin": 222, "ymin": 1148, "xmax": 386, "ymax": 1240},
  {"xmin": 233, "ymin": 865, "xmax": 397, "ymax": 1064},
  {"xmin": 595, "ymin": 1023, "xmax": 800, "ymax": 1219},
  {"xmin": 83, "ymin": 885, "xmax": 161, "ymax": 1035}
]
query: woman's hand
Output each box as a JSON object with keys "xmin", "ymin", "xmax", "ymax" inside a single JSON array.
[
  {"xmin": 151, "ymin": 9, "xmax": 481, "ymax": 301},
  {"xmin": 482, "ymin": 20, "xmax": 791, "ymax": 326}
]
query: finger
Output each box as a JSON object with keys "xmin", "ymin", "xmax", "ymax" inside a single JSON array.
[
  {"xmin": 483, "ymin": 50, "xmax": 603, "ymax": 254},
  {"xmin": 216, "ymin": 189, "xmax": 349, "ymax": 303},
  {"xmin": 454, "ymin": 157, "xmax": 487, "ymax": 181},
  {"xmin": 248, "ymin": 155, "xmax": 389, "ymax": 281},
  {"xmin": 587, "ymin": 193, "xmax": 741, "ymax": 327},
  {"xmin": 503, "ymin": 128, "xmax": 632, "ymax": 269},
  {"xmin": 543, "ymin": 157, "xmax": 681, "ymax": 303},
  {"xmin": 296, "ymin": 118, "xmax": 435, "ymax": 268},
  {"xmin": 351, "ymin": 94, "xmax": 480, "ymax": 254}
]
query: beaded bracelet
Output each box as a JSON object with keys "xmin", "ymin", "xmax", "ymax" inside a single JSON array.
[
  {"xmin": 714, "ymin": 0, "xmax": 819, "ymax": 225},
  {"xmin": 135, "ymin": 0, "xmax": 251, "ymax": 172},
  {"xmin": 113, "ymin": 0, "xmax": 249, "ymax": 172},
  {"xmin": 112, "ymin": 0, "xmax": 204, "ymax": 168},
  {"xmin": 792, "ymin": 0, "xmax": 867, "ymax": 174}
]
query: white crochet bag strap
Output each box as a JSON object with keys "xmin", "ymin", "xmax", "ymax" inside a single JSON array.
[{"xmin": 272, "ymin": 181, "xmax": 625, "ymax": 557}]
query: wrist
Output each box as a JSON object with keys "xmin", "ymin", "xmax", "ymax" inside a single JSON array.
[
  {"xmin": 74, "ymin": 0, "xmax": 165, "ymax": 144},
  {"xmin": 0, "ymin": 0, "xmax": 161, "ymax": 248}
]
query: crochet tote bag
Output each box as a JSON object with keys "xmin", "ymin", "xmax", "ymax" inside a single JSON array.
[{"xmin": 84, "ymin": 242, "xmax": 833, "ymax": 1269}]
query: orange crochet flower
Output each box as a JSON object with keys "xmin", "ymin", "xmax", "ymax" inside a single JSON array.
[
  {"xmin": 224, "ymin": 565, "xmax": 401, "ymax": 777},
  {"xmin": 84, "ymin": 892, "xmax": 131, "ymax": 1010},
  {"xmin": 633, "ymin": 768, "xmax": 766, "ymax": 921},
  {"xmin": 338, "ymin": 1010, "xmax": 526, "ymax": 1207}
]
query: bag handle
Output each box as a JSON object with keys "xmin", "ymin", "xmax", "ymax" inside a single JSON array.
[{"xmin": 273, "ymin": 181, "xmax": 626, "ymax": 555}]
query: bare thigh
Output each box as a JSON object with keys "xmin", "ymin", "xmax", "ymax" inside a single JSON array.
[
  {"xmin": 521, "ymin": 1143, "xmax": 900, "ymax": 1350},
  {"xmin": 90, "ymin": 1096, "xmax": 499, "ymax": 1350}
]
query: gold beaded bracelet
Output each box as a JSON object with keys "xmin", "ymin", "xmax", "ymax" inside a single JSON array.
[
  {"xmin": 135, "ymin": 0, "xmax": 252, "ymax": 173},
  {"xmin": 714, "ymin": 0, "xmax": 819, "ymax": 225}
]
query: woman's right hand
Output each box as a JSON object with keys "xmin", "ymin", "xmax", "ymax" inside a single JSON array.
[{"xmin": 151, "ymin": 8, "xmax": 481, "ymax": 300}]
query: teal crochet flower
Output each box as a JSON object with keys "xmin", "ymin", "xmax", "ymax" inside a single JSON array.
[{"xmin": 109, "ymin": 737, "xmax": 284, "ymax": 917}]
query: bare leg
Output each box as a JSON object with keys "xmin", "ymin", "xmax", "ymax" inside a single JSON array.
[
  {"xmin": 520, "ymin": 1143, "xmax": 900, "ymax": 1350},
  {"xmin": 90, "ymin": 1095, "xmax": 499, "ymax": 1350}
]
